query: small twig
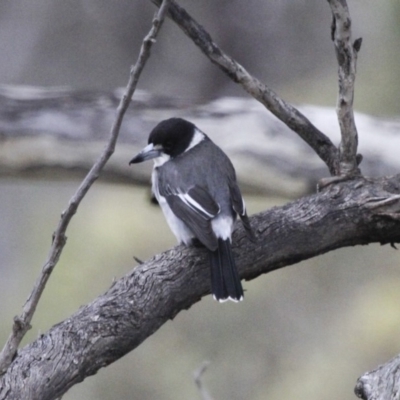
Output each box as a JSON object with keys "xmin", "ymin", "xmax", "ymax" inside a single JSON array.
[
  {"xmin": 0, "ymin": 0, "xmax": 170, "ymax": 375},
  {"xmin": 328, "ymin": 0, "xmax": 362, "ymax": 177},
  {"xmin": 150, "ymin": 0, "xmax": 339, "ymax": 176},
  {"xmin": 133, "ymin": 256, "xmax": 144, "ymax": 265},
  {"xmin": 193, "ymin": 361, "xmax": 214, "ymax": 400}
]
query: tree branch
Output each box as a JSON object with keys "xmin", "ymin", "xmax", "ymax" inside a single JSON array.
[
  {"xmin": 0, "ymin": 176, "xmax": 400, "ymax": 399},
  {"xmin": 1, "ymin": 2, "xmax": 398, "ymax": 399},
  {"xmin": 150, "ymin": 0, "xmax": 340, "ymax": 175},
  {"xmin": 193, "ymin": 362, "xmax": 213, "ymax": 400},
  {"xmin": 0, "ymin": 0, "xmax": 170, "ymax": 375},
  {"xmin": 355, "ymin": 354, "xmax": 400, "ymax": 400},
  {"xmin": 328, "ymin": 0, "xmax": 362, "ymax": 177}
]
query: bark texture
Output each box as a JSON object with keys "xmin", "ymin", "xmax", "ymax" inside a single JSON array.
[
  {"xmin": 1, "ymin": 0, "xmax": 399, "ymax": 396},
  {"xmin": 1, "ymin": 176, "xmax": 400, "ymax": 400},
  {"xmin": 355, "ymin": 354, "xmax": 400, "ymax": 400}
]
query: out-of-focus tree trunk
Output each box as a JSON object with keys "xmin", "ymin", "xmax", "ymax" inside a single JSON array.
[{"xmin": 1, "ymin": 86, "xmax": 399, "ymax": 197}]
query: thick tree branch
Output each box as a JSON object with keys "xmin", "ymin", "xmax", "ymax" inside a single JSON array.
[
  {"xmin": 328, "ymin": 0, "xmax": 361, "ymax": 177},
  {"xmin": 150, "ymin": 0, "xmax": 340, "ymax": 175},
  {"xmin": 0, "ymin": 0, "xmax": 170, "ymax": 375},
  {"xmin": 355, "ymin": 354, "xmax": 400, "ymax": 400},
  {"xmin": 1, "ymin": 2, "xmax": 398, "ymax": 399},
  {"xmin": 0, "ymin": 176, "xmax": 400, "ymax": 399}
]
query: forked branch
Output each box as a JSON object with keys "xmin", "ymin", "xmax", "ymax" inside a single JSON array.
[{"xmin": 150, "ymin": 0, "xmax": 340, "ymax": 175}]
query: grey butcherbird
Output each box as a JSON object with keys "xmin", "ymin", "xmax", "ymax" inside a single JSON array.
[{"xmin": 129, "ymin": 118, "xmax": 254, "ymax": 302}]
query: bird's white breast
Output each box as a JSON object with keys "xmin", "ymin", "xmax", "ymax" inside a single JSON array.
[{"xmin": 151, "ymin": 167, "xmax": 195, "ymax": 245}]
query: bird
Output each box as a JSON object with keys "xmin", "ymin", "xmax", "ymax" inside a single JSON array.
[{"xmin": 129, "ymin": 118, "xmax": 254, "ymax": 302}]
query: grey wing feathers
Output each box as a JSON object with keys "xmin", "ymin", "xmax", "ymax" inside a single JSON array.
[
  {"xmin": 162, "ymin": 185, "xmax": 220, "ymax": 251},
  {"xmin": 186, "ymin": 186, "xmax": 220, "ymax": 217}
]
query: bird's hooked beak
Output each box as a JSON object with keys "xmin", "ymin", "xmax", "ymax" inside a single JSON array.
[{"xmin": 129, "ymin": 143, "xmax": 162, "ymax": 164}]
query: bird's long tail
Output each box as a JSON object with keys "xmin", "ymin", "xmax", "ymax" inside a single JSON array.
[{"xmin": 209, "ymin": 238, "xmax": 243, "ymax": 302}]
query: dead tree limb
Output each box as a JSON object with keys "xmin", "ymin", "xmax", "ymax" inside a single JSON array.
[
  {"xmin": 0, "ymin": 0, "xmax": 399, "ymax": 399},
  {"xmin": 0, "ymin": 176, "xmax": 400, "ymax": 399},
  {"xmin": 355, "ymin": 354, "xmax": 400, "ymax": 400},
  {"xmin": 328, "ymin": 0, "xmax": 362, "ymax": 177},
  {"xmin": 150, "ymin": 0, "xmax": 340, "ymax": 175},
  {"xmin": 193, "ymin": 362, "xmax": 213, "ymax": 400}
]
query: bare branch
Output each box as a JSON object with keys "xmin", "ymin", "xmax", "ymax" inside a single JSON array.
[
  {"xmin": 355, "ymin": 354, "xmax": 400, "ymax": 400},
  {"xmin": 328, "ymin": 0, "xmax": 362, "ymax": 177},
  {"xmin": 0, "ymin": 176, "xmax": 400, "ymax": 399},
  {"xmin": 193, "ymin": 361, "xmax": 214, "ymax": 400},
  {"xmin": 150, "ymin": 0, "xmax": 339, "ymax": 176},
  {"xmin": 0, "ymin": 0, "xmax": 170, "ymax": 375}
]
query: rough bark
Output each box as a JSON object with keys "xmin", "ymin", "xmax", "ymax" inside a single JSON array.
[
  {"xmin": 0, "ymin": 176, "xmax": 400, "ymax": 400},
  {"xmin": 328, "ymin": 0, "xmax": 361, "ymax": 176},
  {"xmin": 355, "ymin": 354, "xmax": 400, "ymax": 400},
  {"xmin": 0, "ymin": 0, "xmax": 399, "ymax": 396}
]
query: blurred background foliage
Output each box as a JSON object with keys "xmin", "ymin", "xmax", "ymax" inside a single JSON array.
[{"xmin": 1, "ymin": 1, "xmax": 400, "ymax": 399}]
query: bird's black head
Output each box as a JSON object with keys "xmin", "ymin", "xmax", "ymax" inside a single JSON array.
[
  {"xmin": 148, "ymin": 118, "xmax": 196, "ymax": 158},
  {"xmin": 129, "ymin": 118, "xmax": 204, "ymax": 165}
]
